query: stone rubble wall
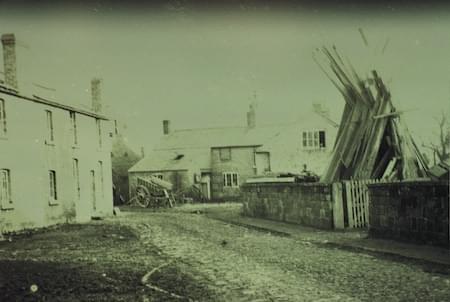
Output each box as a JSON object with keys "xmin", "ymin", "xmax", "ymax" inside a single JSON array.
[
  {"xmin": 368, "ymin": 181, "xmax": 449, "ymax": 247},
  {"xmin": 241, "ymin": 182, "xmax": 335, "ymax": 229}
]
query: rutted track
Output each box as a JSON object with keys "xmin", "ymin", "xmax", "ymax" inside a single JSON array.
[{"xmin": 120, "ymin": 211, "xmax": 450, "ymax": 301}]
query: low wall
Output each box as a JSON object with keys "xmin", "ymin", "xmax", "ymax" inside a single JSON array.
[
  {"xmin": 241, "ymin": 182, "xmax": 341, "ymax": 229},
  {"xmin": 369, "ymin": 181, "xmax": 449, "ymax": 247}
]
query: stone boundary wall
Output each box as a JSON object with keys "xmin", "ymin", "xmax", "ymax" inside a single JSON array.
[
  {"xmin": 241, "ymin": 182, "xmax": 342, "ymax": 229},
  {"xmin": 368, "ymin": 181, "xmax": 449, "ymax": 247}
]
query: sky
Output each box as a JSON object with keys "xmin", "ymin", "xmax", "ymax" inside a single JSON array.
[{"xmin": 0, "ymin": 1, "xmax": 449, "ymax": 154}]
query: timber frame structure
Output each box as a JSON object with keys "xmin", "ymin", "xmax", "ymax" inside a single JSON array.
[{"xmin": 316, "ymin": 46, "xmax": 429, "ymax": 182}]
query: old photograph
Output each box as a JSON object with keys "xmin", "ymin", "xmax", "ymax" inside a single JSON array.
[{"xmin": 0, "ymin": 0, "xmax": 449, "ymax": 301}]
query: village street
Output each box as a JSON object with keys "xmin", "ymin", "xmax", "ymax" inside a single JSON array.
[{"xmin": 1, "ymin": 203, "xmax": 450, "ymax": 301}]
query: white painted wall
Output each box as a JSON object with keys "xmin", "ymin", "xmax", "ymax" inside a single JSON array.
[{"xmin": 0, "ymin": 92, "xmax": 113, "ymax": 233}]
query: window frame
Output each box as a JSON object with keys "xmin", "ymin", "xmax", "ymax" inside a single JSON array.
[
  {"xmin": 0, "ymin": 169, "xmax": 13, "ymax": 210},
  {"xmin": 48, "ymin": 170, "xmax": 58, "ymax": 205},
  {"xmin": 70, "ymin": 111, "xmax": 78, "ymax": 146},
  {"xmin": 302, "ymin": 129, "xmax": 326, "ymax": 150},
  {"xmin": 223, "ymin": 172, "xmax": 239, "ymax": 188},
  {"xmin": 46, "ymin": 110, "xmax": 55, "ymax": 144},
  {"xmin": 73, "ymin": 159, "xmax": 80, "ymax": 200},
  {"xmin": 219, "ymin": 148, "xmax": 232, "ymax": 162}
]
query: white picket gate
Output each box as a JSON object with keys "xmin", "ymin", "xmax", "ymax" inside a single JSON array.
[{"xmin": 342, "ymin": 179, "xmax": 380, "ymax": 228}]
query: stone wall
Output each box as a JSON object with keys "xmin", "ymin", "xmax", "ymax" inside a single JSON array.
[
  {"xmin": 241, "ymin": 182, "xmax": 340, "ymax": 229},
  {"xmin": 369, "ymin": 181, "xmax": 449, "ymax": 247}
]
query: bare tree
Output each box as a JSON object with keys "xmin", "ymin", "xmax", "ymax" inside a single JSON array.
[{"xmin": 423, "ymin": 112, "xmax": 450, "ymax": 165}]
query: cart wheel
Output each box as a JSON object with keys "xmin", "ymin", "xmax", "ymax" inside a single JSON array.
[{"xmin": 135, "ymin": 185, "xmax": 150, "ymax": 208}]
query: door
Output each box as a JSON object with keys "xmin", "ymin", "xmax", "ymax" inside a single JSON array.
[
  {"xmin": 90, "ymin": 170, "xmax": 96, "ymax": 211},
  {"xmin": 255, "ymin": 152, "xmax": 270, "ymax": 175},
  {"xmin": 200, "ymin": 173, "xmax": 211, "ymax": 200}
]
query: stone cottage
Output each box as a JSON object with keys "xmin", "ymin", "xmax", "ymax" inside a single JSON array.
[
  {"xmin": 129, "ymin": 103, "xmax": 338, "ymax": 201},
  {"xmin": 0, "ymin": 33, "xmax": 113, "ymax": 233}
]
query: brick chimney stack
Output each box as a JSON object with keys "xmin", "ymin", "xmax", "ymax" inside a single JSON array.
[
  {"xmin": 163, "ymin": 120, "xmax": 170, "ymax": 135},
  {"xmin": 247, "ymin": 104, "xmax": 256, "ymax": 129},
  {"xmin": 1, "ymin": 33, "xmax": 18, "ymax": 89},
  {"xmin": 91, "ymin": 78, "xmax": 102, "ymax": 113}
]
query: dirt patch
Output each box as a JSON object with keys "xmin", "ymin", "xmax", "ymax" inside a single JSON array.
[{"xmin": 0, "ymin": 223, "xmax": 215, "ymax": 301}]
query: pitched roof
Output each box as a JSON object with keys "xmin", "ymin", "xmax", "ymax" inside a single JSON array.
[
  {"xmin": 0, "ymin": 84, "xmax": 108, "ymax": 120},
  {"xmin": 155, "ymin": 111, "xmax": 336, "ymax": 151},
  {"xmin": 129, "ymin": 148, "xmax": 211, "ymax": 172},
  {"xmin": 130, "ymin": 110, "xmax": 338, "ymax": 174},
  {"xmin": 154, "ymin": 126, "xmax": 258, "ymax": 150}
]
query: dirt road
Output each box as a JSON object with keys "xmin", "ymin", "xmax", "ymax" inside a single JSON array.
[{"xmin": 1, "ymin": 203, "xmax": 450, "ymax": 301}]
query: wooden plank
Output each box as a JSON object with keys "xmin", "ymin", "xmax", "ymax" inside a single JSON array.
[
  {"xmin": 344, "ymin": 181, "xmax": 355, "ymax": 228},
  {"xmin": 350, "ymin": 180, "xmax": 357, "ymax": 228},
  {"xmin": 359, "ymin": 180, "xmax": 365, "ymax": 227},
  {"xmin": 363, "ymin": 180, "xmax": 369, "ymax": 227},
  {"xmin": 352, "ymin": 180, "xmax": 360, "ymax": 227},
  {"xmin": 364, "ymin": 180, "xmax": 375, "ymax": 228},
  {"xmin": 352, "ymin": 180, "xmax": 359, "ymax": 227},
  {"xmin": 357, "ymin": 181, "xmax": 364, "ymax": 227},
  {"xmin": 332, "ymin": 182, "xmax": 345, "ymax": 229},
  {"xmin": 371, "ymin": 148, "xmax": 392, "ymax": 179},
  {"xmin": 358, "ymin": 181, "xmax": 364, "ymax": 227}
]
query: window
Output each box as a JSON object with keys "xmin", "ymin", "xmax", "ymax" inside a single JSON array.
[
  {"xmin": 96, "ymin": 119, "xmax": 102, "ymax": 148},
  {"xmin": 223, "ymin": 172, "xmax": 239, "ymax": 187},
  {"xmin": 73, "ymin": 159, "xmax": 80, "ymax": 199},
  {"xmin": 70, "ymin": 112, "xmax": 77, "ymax": 145},
  {"xmin": 302, "ymin": 130, "xmax": 326, "ymax": 149},
  {"xmin": 0, "ymin": 169, "xmax": 12, "ymax": 210},
  {"xmin": 0, "ymin": 99, "xmax": 7, "ymax": 136},
  {"xmin": 219, "ymin": 148, "xmax": 231, "ymax": 161},
  {"xmin": 49, "ymin": 170, "xmax": 58, "ymax": 204},
  {"xmin": 98, "ymin": 161, "xmax": 104, "ymax": 197},
  {"xmin": 46, "ymin": 110, "xmax": 54, "ymax": 143}
]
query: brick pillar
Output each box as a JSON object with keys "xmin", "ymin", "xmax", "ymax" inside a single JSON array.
[{"xmin": 1, "ymin": 33, "xmax": 18, "ymax": 89}]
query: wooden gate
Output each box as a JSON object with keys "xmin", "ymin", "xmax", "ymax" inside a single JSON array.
[{"xmin": 342, "ymin": 179, "xmax": 380, "ymax": 228}]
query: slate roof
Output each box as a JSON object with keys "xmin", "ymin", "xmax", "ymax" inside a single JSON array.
[
  {"xmin": 129, "ymin": 108, "xmax": 339, "ymax": 174},
  {"xmin": 129, "ymin": 148, "xmax": 211, "ymax": 172},
  {"xmin": 0, "ymin": 84, "xmax": 108, "ymax": 120}
]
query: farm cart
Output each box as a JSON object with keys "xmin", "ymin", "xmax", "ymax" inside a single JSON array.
[{"xmin": 131, "ymin": 176, "xmax": 176, "ymax": 208}]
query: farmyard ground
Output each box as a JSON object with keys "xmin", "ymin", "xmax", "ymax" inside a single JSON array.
[{"xmin": 1, "ymin": 203, "xmax": 450, "ymax": 301}]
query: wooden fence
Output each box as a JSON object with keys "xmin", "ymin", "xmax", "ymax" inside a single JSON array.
[{"xmin": 342, "ymin": 179, "xmax": 381, "ymax": 228}]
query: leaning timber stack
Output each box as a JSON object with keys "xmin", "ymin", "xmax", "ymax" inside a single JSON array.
[{"xmin": 317, "ymin": 46, "xmax": 428, "ymax": 182}]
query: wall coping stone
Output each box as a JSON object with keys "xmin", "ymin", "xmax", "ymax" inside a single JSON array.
[
  {"xmin": 368, "ymin": 180, "xmax": 448, "ymax": 187},
  {"xmin": 242, "ymin": 182, "xmax": 331, "ymax": 188}
]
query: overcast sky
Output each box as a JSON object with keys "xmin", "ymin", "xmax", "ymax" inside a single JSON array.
[{"xmin": 1, "ymin": 2, "xmax": 449, "ymax": 153}]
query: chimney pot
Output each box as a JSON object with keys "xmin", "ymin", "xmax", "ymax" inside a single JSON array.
[
  {"xmin": 91, "ymin": 78, "xmax": 102, "ymax": 112},
  {"xmin": 1, "ymin": 33, "xmax": 18, "ymax": 89},
  {"xmin": 163, "ymin": 120, "xmax": 170, "ymax": 135}
]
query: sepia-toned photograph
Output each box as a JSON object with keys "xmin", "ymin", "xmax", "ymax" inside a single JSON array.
[{"xmin": 0, "ymin": 0, "xmax": 449, "ymax": 301}]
